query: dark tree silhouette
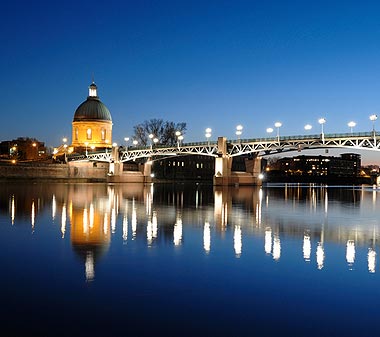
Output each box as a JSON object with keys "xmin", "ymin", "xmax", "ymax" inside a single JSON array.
[{"xmin": 132, "ymin": 119, "xmax": 186, "ymax": 146}]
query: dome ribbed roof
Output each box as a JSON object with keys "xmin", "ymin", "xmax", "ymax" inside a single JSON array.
[
  {"xmin": 73, "ymin": 82, "xmax": 112, "ymax": 122},
  {"xmin": 73, "ymin": 97, "xmax": 112, "ymax": 122}
]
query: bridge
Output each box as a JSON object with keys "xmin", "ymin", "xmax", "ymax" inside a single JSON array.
[{"xmin": 71, "ymin": 131, "xmax": 380, "ymax": 185}]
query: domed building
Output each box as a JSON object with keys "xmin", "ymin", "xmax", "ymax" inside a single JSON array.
[{"xmin": 71, "ymin": 82, "xmax": 113, "ymax": 151}]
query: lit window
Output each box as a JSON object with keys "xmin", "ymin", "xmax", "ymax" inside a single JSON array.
[
  {"xmin": 87, "ymin": 128, "xmax": 92, "ymax": 140},
  {"xmin": 75, "ymin": 128, "xmax": 78, "ymax": 140},
  {"xmin": 101, "ymin": 128, "xmax": 106, "ymax": 141}
]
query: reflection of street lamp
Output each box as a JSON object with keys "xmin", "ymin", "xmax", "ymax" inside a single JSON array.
[
  {"xmin": 274, "ymin": 122, "xmax": 282, "ymax": 142},
  {"xmin": 205, "ymin": 128, "xmax": 212, "ymax": 145},
  {"xmin": 236, "ymin": 125, "xmax": 243, "ymax": 141},
  {"xmin": 348, "ymin": 121, "xmax": 356, "ymax": 134},
  {"xmin": 318, "ymin": 118, "xmax": 326, "ymax": 142}
]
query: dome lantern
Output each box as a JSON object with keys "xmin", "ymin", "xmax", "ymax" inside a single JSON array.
[{"xmin": 89, "ymin": 82, "xmax": 98, "ymax": 98}]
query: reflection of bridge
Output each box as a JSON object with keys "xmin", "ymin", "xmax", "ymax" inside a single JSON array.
[{"xmin": 75, "ymin": 132, "xmax": 380, "ymax": 185}]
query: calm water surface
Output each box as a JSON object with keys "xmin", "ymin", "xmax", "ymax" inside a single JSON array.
[{"xmin": 1, "ymin": 182, "xmax": 380, "ymax": 336}]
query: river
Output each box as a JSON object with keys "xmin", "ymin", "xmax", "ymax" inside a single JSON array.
[{"xmin": 0, "ymin": 182, "xmax": 379, "ymax": 336}]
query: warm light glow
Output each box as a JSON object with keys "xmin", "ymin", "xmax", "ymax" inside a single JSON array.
[
  {"xmin": 347, "ymin": 121, "xmax": 356, "ymax": 128},
  {"xmin": 205, "ymin": 128, "xmax": 212, "ymax": 133},
  {"xmin": 236, "ymin": 125, "xmax": 243, "ymax": 131},
  {"xmin": 61, "ymin": 204, "xmax": 66, "ymax": 238},
  {"xmin": 112, "ymin": 142, "xmax": 117, "ymax": 147},
  {"xmin": 234, "ymin": 225, "xmax": 242, "ymax": 257},
  {"xmin": 258, "ymin": 173, "xmax": 264, "ymax": 180},
  {"xmin": 62, "ymin": 137, "xmax": 67, "ymax": 143},
  {"xmin": 175, "ymin": 131, "xmax": 181, "ymax": 136},
  {"xmin": 318, "ymin": 118, "xmax": 326, "ymax": 125},
  {"xmin": 370, "ymin": 114, "xmax": 378, "ymax": 122},
  {"xmin": 124, "ymin": 137, "xmax": 130, "ymax": 142},
  {"xmin": 122, "ymin": 215, "xmax": 128, "ymax": 243},
  {"xmin": 149, "ymin": 134, "xmax": 154, "ymax": 139},
  {"xmin": 274, "ymin": 122, "xmax": 282, "ymax": 128},
  {"xmin": 52, "ymin": 194, "xmax": 56, "ymax": 220},
  {"xmin": 266, "ymin": 127, "xmax": 274, "ymax": 133},
  {"xmin": 133, "ymin": 140, "xmax": 138, "ymax": 146}
]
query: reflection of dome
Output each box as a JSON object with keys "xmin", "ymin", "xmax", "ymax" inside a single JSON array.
[{"xmin": 73, "ymin": 84, "xmax": 112, "ymax": 122}]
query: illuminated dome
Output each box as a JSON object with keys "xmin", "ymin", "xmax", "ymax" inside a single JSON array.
[
  {"xmin": 71, "ymin": 82, "xmax": 113, "ymax": 149},
  {"xmin": 73, "ymin": 83, "xmax": 112, "ymax": 122}
]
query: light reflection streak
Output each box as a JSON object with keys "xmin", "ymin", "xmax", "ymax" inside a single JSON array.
[
  {"xmin": 132, "ymin": 199, "xmax": 137, "ymax": 239},
  {"xmin": 265, "ymin": 228, "xmax": 272, "ymax": 255},
  {"xmin": 85, "ymin": 251, "xmax": 95, "ymax": 282},
  {"xmin": 204, "ymin": 221, "xmax": 211, "ymax": 253},
  {"xmin": 122, "ymin": 215, "xmax": 128, "ymax": 243},
  {"xmin": 52, "ymin": 194, "xmax": 56, "ymax": 220},
  {"xmin": 234, "ymin": 225, "xmax": 242, "ymax": 257},
  {"xmin": 103, "ymin": 213, "xmax": 108, "ymax": 235},
  {"xmin": 173, "ymin": 213, "xmax": 182, "ymax": 246},
  {"xmin": 272, "ymin": 233, "xmax": 281, "ymax": 261},
  {"xmin": 31, "ymin": 200, "xmax": 35, "ymax": 232},
  {"xmin": 11, "ymin": 195, "xmax": 15, "ymax": 225},
  {"xmin": 147, "ymin": 219, "xmax": 153, "ymax": 245},
  {"xmin": 346, "ymin": 240, "xmax": 355, "ymax": 269},
  {"xmin": 316, "ymin": 243, "xmax": 325, "ymax": 270},
  {"xmin": 368, "ymin": 248, "xmax": 376, "ymax": 273},
  {"xmin": 83, "ymin": 208, "xmax": 88, "ymax": 234},
  {"xmin": 111, "ymin": 207, "xmax": 116, "ymax": 234},
  {"xmin": 89, "ymin": 203, "xmax": 94, "ymax": 228},
  {"xmin": 303, "ymin": 234, "xmax": 311, "ymax": 262},
  {"xmin": 152, "ymin": 211, "xmax": 158, "ymax": 239},
  {"xmin": 61, "ymin": 204, "xmax": 66, "ymax": 238}
]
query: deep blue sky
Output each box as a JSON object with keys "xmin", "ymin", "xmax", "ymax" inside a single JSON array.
[{"xmin": 2, "ymin": 0, "xmax": 380, "ymax": 163}]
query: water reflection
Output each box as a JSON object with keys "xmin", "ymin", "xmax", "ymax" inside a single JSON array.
[{"xmin": 1, "ymin": 183, "xmax": 380, "ymax": 280}]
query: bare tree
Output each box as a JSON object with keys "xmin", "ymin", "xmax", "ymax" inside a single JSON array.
[{"xmin": 133, "ymin": 119, "xmax": 186, "ymax": 146}]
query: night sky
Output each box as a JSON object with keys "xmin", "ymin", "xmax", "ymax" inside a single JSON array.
[{"xmin": 2, "ymin": 0, "xmax": 380, "ymax": 163}]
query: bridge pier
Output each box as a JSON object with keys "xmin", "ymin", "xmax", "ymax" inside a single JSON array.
[{"xmin": 213, "ymin": 137, "xmax": 263, "ymax": 186}]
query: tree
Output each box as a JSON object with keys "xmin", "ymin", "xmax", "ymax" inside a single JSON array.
[{"xmin": 132, "ymin": 119, "xmax": 187, "ymax": 146}]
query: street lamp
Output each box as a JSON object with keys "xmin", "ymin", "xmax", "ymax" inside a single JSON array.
[
  {"xmin": 236, "ymin": 125, "xmax": 243, "ymax": 141},
  {"xmin": 274, "ymin": 122, "xmax": 282, "ymax": 142},
  {"xmin": 205, "ymin": 128, "xmax": 212, "ymax": 145},
  {"xmin": 62, "ymin": 137, "xmax": 68, "ymax": 163},
  {"xmin": 347, "ymin": 121, "xmax": 356, "ymax": 134},
  {"xmin": 148, "ymin": 134, "xmax": 154, "ymax": 149},
  {"xmin": 133, "ymin": 140, "xmax": 138, "ymax": 147},
  {"xmin": 370, "ymin": 114, "xmax": 378, "ymax": 135},
  {"xmin": 124, "ymin": 137, "xmax": 130, "ymax": 149},
  {"xmin": 318, "ymin": 118, "xmax": 326, "ymax": 142},
  {"xmin": 304, "ymin": 124, "xmax": 312, "ymax": 131},
  {"xmin": 153, "ymin": 138, "xmax": 159, "ymax": 146},
  {"xmin": 84, "ymin": 142, "xmax": 89, "ymax": 156}
]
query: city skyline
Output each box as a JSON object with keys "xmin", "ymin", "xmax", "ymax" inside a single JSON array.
[{"xmin": 2, "ymin": 1, "xmax": 380, "ymax": 164}]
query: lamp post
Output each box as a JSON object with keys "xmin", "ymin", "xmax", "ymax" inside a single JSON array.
[
  {"xmin": 124, "ymin": 137, "xmax": 130, "ymax": 149},
  {"xmin": 62, "ymin": 137, "xmax": 67, "ymax": 163},
  {"xmin": 266, "ymin": 127, "xmax": 274, "ymax": 138},
  {"xmin": 318, "ymin": 118, "xmax": 326, "ymax": 143},
  {"xmin": 274, "ymin": 122, "xmax": 282, "ymax": 142},
  {"xmin": 347, "ymin": 121, "xmax": 356, "ymax": 134},
  {"xmin": 175, "ymin": 131, "xmax": 181, "ymax": 148},
  {"xmin": 133, "ymin": 140, "xmax": 138, "ymax": 147},
  {"xmin": 205, "ymin": 128, "xmax": 212, "ymax": 146},
  {"xmin": 148, "ymin": 134, "xmax": 154, "ymax": 149},
  {"xmin": 84, "ymin": 142, "xmax": 89, "ymax": 156},
  {"xmin": 370, "ymin": 114, "xmax": 378, "ymax": 136},
  {"xmin": 153, "ymin": 138, "xmax": 159, "ymax": 147},
  {"xmin": 236, "ymin": 125, "xmax": 243, "ymax": 142}
]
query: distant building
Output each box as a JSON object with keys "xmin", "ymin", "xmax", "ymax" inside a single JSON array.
[
  {"xmin": 266, "ymin": 153, "xmax": 363, "ymax": 182},
  {"xmin": 0, "ymin": 137, "xmax": 47, "ymax": 161},
  {"xmin": 71, "ymin": 82, "xmax": 113, "ymax": 152}
]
